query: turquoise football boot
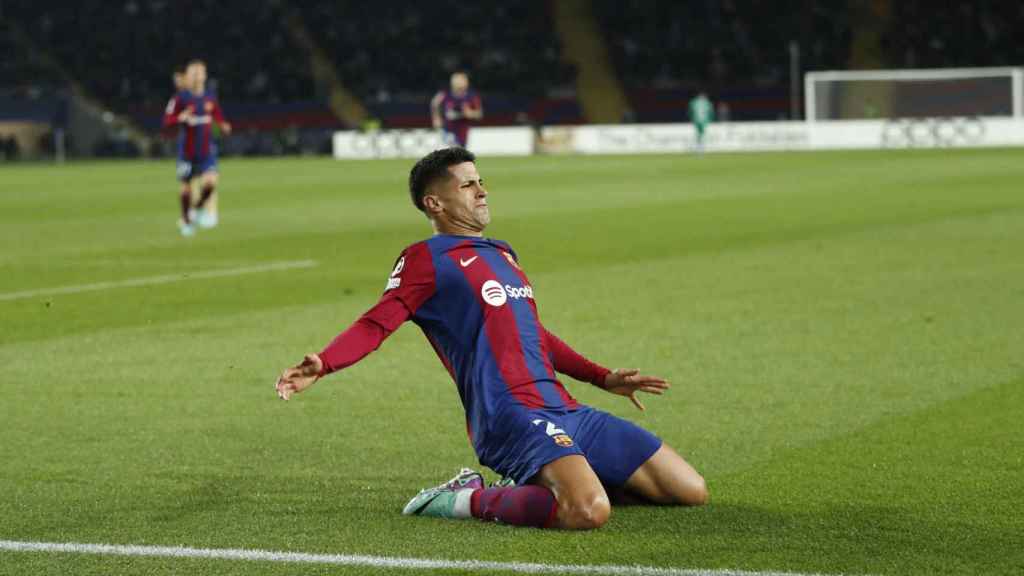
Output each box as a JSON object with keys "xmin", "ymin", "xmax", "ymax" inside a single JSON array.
[{"xmin": 402, "ymin": 468, "xmax": 484, "ymax": 518}]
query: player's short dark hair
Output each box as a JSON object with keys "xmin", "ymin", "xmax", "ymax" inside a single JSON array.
[{"xmin": 408, "ymin": 147, "xmax": 476, "ymax": 212}]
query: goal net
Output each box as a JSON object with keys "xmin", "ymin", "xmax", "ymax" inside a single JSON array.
[{"xmin": 805, "ymin": 67, "xmax": 1023, "ymax": 122}]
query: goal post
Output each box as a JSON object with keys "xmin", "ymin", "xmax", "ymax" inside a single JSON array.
[{"xmin": 805, "ymin": 67, "xmax": 1024, "ymax": 122}]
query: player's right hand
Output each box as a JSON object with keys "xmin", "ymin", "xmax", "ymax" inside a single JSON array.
[
  {"xmin": 602, "ymin": 368, "xmax": 669, "ymax": 411},
  {"xmin": 275, "ymin": 353, "xmax": 323, "ymax": 401},
  {"xmin": 177, "ymin": 109, "xmax": 194, "ymax": 124}
]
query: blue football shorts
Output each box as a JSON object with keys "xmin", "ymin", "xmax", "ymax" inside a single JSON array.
[
  {"xmin": 176, "ymin": 156, "xmax": 218, "ymax": 182},
  {"xmin": 479, "ymin": 404, "xmax": 662, "ymax": 487}
]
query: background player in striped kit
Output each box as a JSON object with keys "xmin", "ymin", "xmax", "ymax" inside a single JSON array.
[
  {"xmin": 275, "ymin": 148, "xmax": 707, "ymax": 529},
  {"xmin": 162, "ymin": 59, "xmax": 231, "ymax": 236},
  {"xmin": 430, "ymin": 71, "xmax": 483, "ymax": 147}
]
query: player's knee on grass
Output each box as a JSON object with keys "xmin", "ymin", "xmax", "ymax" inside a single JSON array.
[
  {"xmin": 557, "ymin": 490, "xmax": 611, "ymax": 530},
  {"xmin": 678, "ymin": 473, "xmax": 709, "ymax": 506},
  {"xmin": 653, "ymin": 466, "xmax": 708, "ymax": 507},
  {"xmin": 628, "ymin": 445, "xmax": 709, "ymax": 506}
]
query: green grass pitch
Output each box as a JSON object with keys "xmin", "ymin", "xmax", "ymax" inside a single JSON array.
[{"xmin": 1, "ymin": 150, "xmax": 1022, "ymax": 575}]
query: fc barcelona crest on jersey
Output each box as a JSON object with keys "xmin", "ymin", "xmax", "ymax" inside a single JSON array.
[
  {"xmin": 205, "ymin": 101, "xmax": 214, "ymax": 112},
  {"xmin": 502, "ymin": 251, "xmax": 520, "ymax": 270}
]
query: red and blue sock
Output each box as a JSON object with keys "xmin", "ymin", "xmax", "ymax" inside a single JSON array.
[
  {"xmin": 196, "ymin": 183, "xmax": 215, "ymax": 208},
  {"xmin": 469, "ymin": 486, "xmax": 558, "ymax": 528},
  {"xmin": 179, "ymin": 184, "xmax": 192, "ymax": 223}
]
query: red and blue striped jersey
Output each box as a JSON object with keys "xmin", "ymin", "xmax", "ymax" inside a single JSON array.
[
  {"xmin": 434, "ymin": 89, "xmax": 481, "ymax": 146},
  {"xmin": 318, "ymin": 235, "xmax": 610, "ymax": 452},
  {"xmin": 162, "ymin": 90, "xmax": 226, "ymax": 160}
]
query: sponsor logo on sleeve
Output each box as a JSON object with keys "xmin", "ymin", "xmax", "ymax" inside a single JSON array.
[
  {"xmin": 391, "ymin": 257, "xmax": 405, "ymax": 277},
  {"xmin": 385, "ymin": 257, "xmax": 405, "ymax": 291}
]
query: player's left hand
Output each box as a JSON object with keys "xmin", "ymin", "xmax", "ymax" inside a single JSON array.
[
  {"xmin": 602, "ymin": 368, "xmax": 669, "ymax": 411},
  {"xmin": 275, "ymin": 353, "xmax": 323, "ymax": 401},
  {"xmin": 220, "ymin": 122, "xmax": 232, "ymax": 135}
]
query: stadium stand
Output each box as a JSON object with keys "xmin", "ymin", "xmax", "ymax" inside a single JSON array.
[
  {"xmin": 592, "ymin": 0, "xmax": 852, "ymax": 121},
  {"xmin": 883, "ymin": 1, "xmax": 1024, "ymax": 69},
  {"xmin": 3, "ymin": 0, "xmax": 1021, "ymax": 157},
  {"xmin": 302, "ymin": 1, "xmax": 572, "ymax": 100},
  {"xmin": 6, "ymin": 1, "xmax": 314, "ymax": 109}
]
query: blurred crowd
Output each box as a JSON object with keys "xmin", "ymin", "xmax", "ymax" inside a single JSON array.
[
  {"xmin": 2, "ymin": 0, "xmax": 1022, "ymax": 159},
  {"xmin": 884, "ymin": 1, "xmax": 1024, "ymax": 68},
  {"xmin": 304, "ymin": 1, "xmax": 572, "ymax": 103},
  {"xmin": 4, "ymin": 0, "xmax": 313, "ymax": 110},
  {"xmin": 596, "ymin": 0, "xmax": 850, "ymax": 89},
  {"xmin": 6, "ymin": 0, "xmax": 1020, "ymax": 113}
]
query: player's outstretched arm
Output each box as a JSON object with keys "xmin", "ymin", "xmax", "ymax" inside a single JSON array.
[
  {"xmin": 276, "ymin": 245, "xmax": 433, "ymax": 402},
  {"xmin": 430, "ymin": 92, "xmax": 444, "ymax": 129},
  {"xmin": 601, "ymin": 368, "xmax": 670, "ymax": 411},
  {"xmin": 462, "ymin": 96, "xmax": 483, "ymax": 120},
  {"xmin": 276, "ymin": 353, "xmax": 323, "ymax": 400},
  {"xmin": 212, "ymin": 101, "xmax": 231, "ymax": 134}
]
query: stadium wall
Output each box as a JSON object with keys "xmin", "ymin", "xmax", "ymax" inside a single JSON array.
[{"xmin": 333, "ymin": 118, "xmax": 1024, "ymax": 159}]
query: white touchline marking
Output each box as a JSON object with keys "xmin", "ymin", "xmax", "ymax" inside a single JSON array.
[
  {"xmin": 0, "ymin": 539, "xmax": 857, "ymax": 576},
  {"xmin": 0, "ymin": 260, "xmax": 318, "ymax": 302}
]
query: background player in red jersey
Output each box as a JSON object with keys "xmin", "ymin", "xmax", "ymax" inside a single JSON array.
[
  {"xmin": 430, "ymin": 71, "xmax": 482, "ymax": 147},
  {"xmin": 162, "ymin": 59, "xmax": 231, "ymax": 236},
  {"xmin": 276, "ymin": 148, "xmax": 708, "ymax": 530},
  {"xmin": 167, "ymin": 64, "xmax": 199, "ymax": 209}
]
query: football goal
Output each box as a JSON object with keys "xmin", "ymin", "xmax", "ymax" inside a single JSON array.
[{"xmin": 804, "ymin": 67, "xmax": 1024, "ymax": 122}]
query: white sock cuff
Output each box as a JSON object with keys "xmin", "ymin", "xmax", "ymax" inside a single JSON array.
[{"xmin": 453, "ymin": 488, "xmax": 475, "ymax": 519}]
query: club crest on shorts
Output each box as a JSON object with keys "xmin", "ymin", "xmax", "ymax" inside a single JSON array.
[
  {"xmin": 553, "ymin": 434, "xmax": 574, "ymax": 447},
  {"xmin": 532, "ymin": 419, "xmax": 573, "ymax": 447}
]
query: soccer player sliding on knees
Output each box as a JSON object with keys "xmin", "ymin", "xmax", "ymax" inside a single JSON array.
[{"xmin": 275, "ymin": 148, "xmax": 708, "ymax": 529}]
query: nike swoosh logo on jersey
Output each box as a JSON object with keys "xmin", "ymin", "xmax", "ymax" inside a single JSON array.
[{"xmin": 460, "ymin": 256, "xmax": 478, "ymax": 267}]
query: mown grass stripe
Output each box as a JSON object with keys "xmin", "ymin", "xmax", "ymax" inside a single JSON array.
[{"xmin": 0, "ymin": 260, "xmax": 318, "ymax": 302}]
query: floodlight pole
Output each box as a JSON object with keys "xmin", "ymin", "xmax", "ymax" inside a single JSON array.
[{"xmin": 55, "ymin": 129, "xmax": 66, "ymax": 164}]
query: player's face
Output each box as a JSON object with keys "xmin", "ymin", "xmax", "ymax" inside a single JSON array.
[
  {"xmin": 451, "ymin": 73, "xmax": 469, "ymax": 94},
  {"xmin": 437, "ymin": 161, "xmax": 489, "ymax": 232},
  {"xmin": 187, "ymin": 64, "xmax": 207, "ymax": 91}
]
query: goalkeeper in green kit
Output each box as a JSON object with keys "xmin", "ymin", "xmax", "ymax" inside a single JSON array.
[{"xmin": 688, "ymin": 91, "xmax": 714, "ymax": 153}]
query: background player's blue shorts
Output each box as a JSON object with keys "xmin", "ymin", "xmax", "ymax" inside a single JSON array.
[
  {"xmin": 479, "ymin": 404, "xmax": 662, "ymax": 487},
  {"xmin": 176, "ymin": 156, "xmax": 217, "ymax": 182}
]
